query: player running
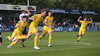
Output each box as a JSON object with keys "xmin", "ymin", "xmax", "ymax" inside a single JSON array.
[
  {"xmin": 7, "ymin": 16, "xmax": 28, "ymax": 48},
  {"xmin": 7, "ymin": 9, "xmax": 47, "ymax": 49},
  {"xmin": 77, "ymin": 16, "xmax": 93, "ymax": 42},
  {"xmin": 19, "ymin": 10, "xmax": 32, "ymax": 47},
  {"xmin": 22, "ymin": 9, "xmax": 47, "ymax": 50},
  {"xmin": 39, "ymin": 11, "xmax": 54, "ymax": 47},
  {"xmin": 5, "ymin": 16, "xmax": 28, "ymax": 41}
]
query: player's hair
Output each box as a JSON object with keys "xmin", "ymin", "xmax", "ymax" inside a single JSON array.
[
  {"xmin": 22, "ymin": 10, "xmax": 27, "ymax": 13},
  {"xmin": 22, "ymin": 16, "xmax": 28, "ymax": 19},
  {"xmin": 84, "ymin": 17, "xmax": 87, "ymax": 18},
  {"xmin": 41, "ymin": 9, "xmax": 46, "ymax": 13},
  {"xmin": 48, "ymin": 11, "xmax": 52, "ymax": 13},
  {"xmin": 48, "ymin": 11, "xmax": 53, "ymax": 16}
]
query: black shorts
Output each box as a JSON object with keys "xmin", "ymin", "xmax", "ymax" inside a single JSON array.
[{"xmin": 0, "ymin": 37, "xmax": 2, "ymax": 43}]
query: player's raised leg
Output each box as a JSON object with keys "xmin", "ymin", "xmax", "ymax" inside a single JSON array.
[
  {"xmin": 7, "ymin": 35, "xmax": 27, "ymax": 48},
  {"xmin": 39, "ymin": 30, "xmax": 47, "ymax": 41},
  {"xmin": 5, "ymin": 31, "xmax": 17, "ymax": 41},
  {"xmin": 7, "ymin": 39, "xmax": 19, "ymax": 48}
]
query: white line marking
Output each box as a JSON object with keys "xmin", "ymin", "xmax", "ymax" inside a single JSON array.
[{"xmin": 74, "ymin": 42, "xmax": 91, "ymax": 45}]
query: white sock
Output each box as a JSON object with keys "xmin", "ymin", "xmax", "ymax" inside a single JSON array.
[{"xmin": 12, "ymin": 37, "xmax": 16, "ymax": 41}]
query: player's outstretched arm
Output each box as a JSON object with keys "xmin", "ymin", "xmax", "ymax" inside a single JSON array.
[
  {"xmin": 77, "ymin": 16, "xmax": 82, "ymax": 22},
  {"xmin": 29, "ymin": 17, "xmax": 35, "ymax": 20}
]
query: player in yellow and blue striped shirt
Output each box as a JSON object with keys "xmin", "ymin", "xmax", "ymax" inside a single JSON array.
[{"xmin": 39, "ymin": 11, "xmax": 54, "ymax": 47}]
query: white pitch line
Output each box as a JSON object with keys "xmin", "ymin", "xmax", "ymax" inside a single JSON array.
[{"xmin": 73, "ymin": 42, "xmax": 92, "ymax": 45}]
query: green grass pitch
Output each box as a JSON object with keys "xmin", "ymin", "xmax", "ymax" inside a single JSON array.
[{"xmin": 0, "ymin": 32, "xmax": 100, "ymax": 56}]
